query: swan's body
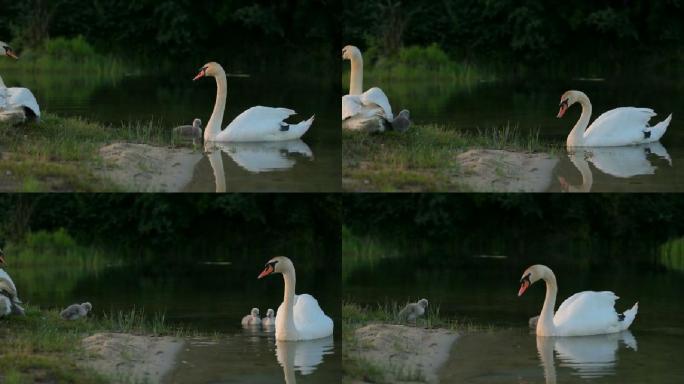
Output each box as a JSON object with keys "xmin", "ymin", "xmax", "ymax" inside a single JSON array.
[
  {"xmin": 0, "ymin": 250, "xmax": 25, "ymax": 317},
  {"xmin": 558, "ymin": 90, "xmax": 671, "ymax": 147},
  {"xmin": 194, "ymin": 62, "xmax": 313, "ymax": 142},
  {"xmin": 60, "ymin": 302, "xmax": 92, "ymax": 320},
  {"xmin": 262, "ymin": 308, "xmax": 275, "ymax": 328},
  {"xmin": 518, "ymin": 265, "xmax": 638, "ymax": 336},
  {"xmin": 0, "ymin": 42, "xmax": 41, "ymax": 123},
  {"xmin": 398, "ymin": 298, "xmax": 428, "ymax": 323},
  {"xmin": 241, "ymin": 307, "xmax": 262, "ymax": 326},
  {"xmin": 342, "ymin": 45, "xmax": 410, "ymax": 132},
  {"xmin": 258, "ymin": 256, "xmax": 333, "ymax": 341}
]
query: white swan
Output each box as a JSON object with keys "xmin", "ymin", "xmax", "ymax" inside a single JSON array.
[
  {"xmin": 558, "ymin": 90, "xmax": 671, "ymax": 147},
  {"xmin": 241, "ymin": 307, "xmax": 262, "ymax": 326},
  {"xmin": 257, "ymin": 256, "xmax": 333, "ymax": 341},
  {"xmin": 0, "ymin": 42, "xmax": 41, "ymax": 123},
  {"xmin": 193, "ymin": 62, "xmax": 313, "ymax": 142},
  {"xmin": 518, "ymin": 265, "xmax": 638, "ymax": 336},
  {"xmin": 0, "ymin": 249, "xmax": 25, "ymax": 317},
  {"xmin": 342, "ymin": 45, "xmax": 410, "ymax": 132}
]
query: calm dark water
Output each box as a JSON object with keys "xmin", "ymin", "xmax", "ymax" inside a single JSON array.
[
  {"xmin": 344, "ymin": 238, "xmax": 684, "ymax": 383},
  {"xmin": 366, "ymin": 76, "xmax": 684, "ymax": 192},
  {"xmin": 11, "ymin": 254, "xmax": 341, "ymax": 383},
  {"xmin": 2, "ymin": 69, "xmax": 340, "ymax": 192}
]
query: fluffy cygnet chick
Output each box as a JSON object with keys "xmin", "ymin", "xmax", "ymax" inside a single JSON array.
[
  {"xmin": 60, "ymin": 302, "xmax": 92, "ymax": 320},
  {"xmin": 398, "ymin": 298, "xmax": 428, "ymax": 323},
  {"xmin": 241, "ymin": 307, "xmax": 262, "ymax": 326},
  {"xmin": 173, "ymin": 118, "xmax": 203, "ymax": 143},
  {"xmin": 529, "ymin": 315, "xmax": 539, "ymax": 329},
  {"xmin": 262, "ymin": 308, "xmax": 275, "ymax": 327}
]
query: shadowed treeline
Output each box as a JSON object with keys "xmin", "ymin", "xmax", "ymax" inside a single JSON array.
[
  {"xmin": 343, "ymin": 0, "xmax": 684, "ymax": 75},
  {"xmin": 0, "ymin": 194, "xmax": 341, "ymax": 268},
  {"xmin": 0, "ymin": 0, "xmax": 340, "ymax": 71}
]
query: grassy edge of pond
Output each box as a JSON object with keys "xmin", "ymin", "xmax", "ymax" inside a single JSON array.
[
  {"xmin": 342, "ymin": 124, "xmax": 558, "ymax": 192},
  {"xmin": 0, "ymin": 113, "xmax": 189, "ymax": 192},
  {"xmin": 0, "ymin": 305, "xmax": 200, "ymax": 384},
  {"xmin": 342, "ymin": 301, "xmax": 500, "ymax": 384}
]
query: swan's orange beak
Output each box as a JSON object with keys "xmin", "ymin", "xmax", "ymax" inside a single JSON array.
[
  {"xmin": 258, "ymin": 264, "xmax": 274, "ymax": 279},
  {"xmin": 5, "ymin": 50, "xmax": 18, "ymax": 59},
  {"xmin": 0, "ymin": 254, "xmax": 5, "ymax": 266},
  {"xmin": 518, "ymin": 280, "xmax": 530, "ymax": 297},
  {"xmin": 193, "ymin": 71, "xmax": 205, "ymax": 81},
  {"xmin": 557, "ymin": 100, "xmax": 569, "ymax": 118}
]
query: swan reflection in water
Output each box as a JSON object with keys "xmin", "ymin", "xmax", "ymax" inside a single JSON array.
[
  {"xmin": 537, "ymin": 331, "xmax": 637, "ymax": 384},
  {"xmin": 275, "ymin": 337, "xmax": 334, "ymax": 384},
  {"xmin": 559, "ymin": 143, "xmax": 671, "ymax": 192}
]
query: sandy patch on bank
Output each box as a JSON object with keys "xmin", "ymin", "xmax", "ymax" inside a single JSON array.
[
  {"xmin": 456, "ymin": 149, "xmax": 558, "ymax": 192},
  {"xmin": 352, "ymin": 324, "xmax": 458, "ymax": 383},
  {"xmin": 96, "ymin": 143, "xmax": 203, "ymax": 192},
  {"xmin": 81, "ymin": 332, "xmax": 184, "ymax": 384}
]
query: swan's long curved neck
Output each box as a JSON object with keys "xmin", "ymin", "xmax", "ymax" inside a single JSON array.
[
  {"xmin": 0, "ymin": 75, "xmax": 5, "ymax": 88},
  {"xmin": 205, "ymin": 72, "xmax": 227, "ymax": 142},
  {"xmin": 567, "ymin": 96, "xmax": 592, "ymax": 147},
  {"xmin": 538, "ymin": 271, "xmax": 558, "ymax": 335},
  {"xmin": 281, "ymin": 268, "xmax": 299, "ymax": 336},
  {"xmin": 349, "ymin": 55, "xmax": 363, "ymax": 96}
]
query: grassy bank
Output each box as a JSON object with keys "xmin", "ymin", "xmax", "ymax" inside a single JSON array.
[
  {"xmin": 343, "ymin": 123, "xmax": 554, "ymax": 192},
  {"xmin": 0, "ymin": 37, "xmax": 135, "ymax": 78},
  {"xmin": 0, "ymin": 113, "xmax": 180, "ymax": 192},
  {"xmin": 0, "ymin": 305, "xmax": 189, "ymax": 384}
]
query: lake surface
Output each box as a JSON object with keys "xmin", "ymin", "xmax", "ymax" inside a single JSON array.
[
  {"xmin": 344, "ymin": 238, "xmax": 684, "ymax": 383},
  {"xmin": 2, "ymin": 68, "xmax": 340, "ymax": 192},
  {"xmin": 11, "ymin": 256, "xmax": 341, "ymax": 383},
  {"xmin": 363, "ymin": 75, "xmax": 684, "ymax": 192}
]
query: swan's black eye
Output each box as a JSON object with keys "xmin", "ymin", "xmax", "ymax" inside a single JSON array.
[
  {"xmin": 266, "ymin": 260, "xmax": 278, "ymax": 268},
  {"xmin": 520, "ymin": 273, "xmax": 531, "ymax": 283},
  {"xmin": 559, "ymin": 99, "xmax": 568, "ymax": 107}
]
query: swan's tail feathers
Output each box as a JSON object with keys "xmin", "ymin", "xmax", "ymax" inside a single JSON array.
[
  {"xmin": 619, "ymin": 302, "xmax": 638, "ymax": 331},
  {"xmin": 646, "ymin": 113, "xmax": 671, "ymax": 142},
  {"xmin": 285, "ymin": 115, "xmax": 314, "ymax": 139}
]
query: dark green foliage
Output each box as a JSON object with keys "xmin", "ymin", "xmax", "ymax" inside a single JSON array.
[
  {"xmin": 343, "ymin": 0, "xmax": 684, "ymax": 69},
  {"xmin": 0, "ymin": 194, "xmax": 341, "ymax": 260},
  {"xmin": 0, "ymin": 0, "xmax": 340, "ymax": 69}
]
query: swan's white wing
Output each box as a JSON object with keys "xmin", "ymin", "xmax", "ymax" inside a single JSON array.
[
  {"xmin": 360, "ymin": 87, "xmax": 393, "ymax": 120},
  {"xmin": 292, "ymin": 293, "xmax": 334, "ymax": 340},
  {"xmin": 0, "ymin": 269, "xmax": 18, "ymax": 297},
  {"xmin": 584, "ymin": 107, "xmax": 655, "ymax": 146},
  {"xmin": 342, "ymin": 95, "xmax": 363, "ymax": 120},
  {"xmin": 217, "ymin": 106, "xmax": 312, "ymax": 142},
  {"xmin": 7, "ymin": 87, "xmax": 40, "ymax": 118},
  {"xmin": 554, "ymin": 291, "xmax": 623, "ymax": 335}
]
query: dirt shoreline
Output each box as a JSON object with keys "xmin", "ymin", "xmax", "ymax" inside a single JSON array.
[
  {"xmin": 350, "ymin": 324, "xmax": 458, "ymax": 383},
  {"xmin": 96, "ymin": 142, "xmax": 203, "ymax": 192},
  {"xmin": 456, "ymin": 149, "xmax": 558, "ymax": 192},
  {"xmin": 80, "ymin": 332, "xmax": 184, "ymax": 384}
]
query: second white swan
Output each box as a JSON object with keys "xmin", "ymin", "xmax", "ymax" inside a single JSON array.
[
  {"xmin": 258, "ymin": 256, "xmax": 333, "ymax": 341},
  {"xmin": 0, "ymin": 42, "xmax": 41, "ymax": 124},
  {"xmin": 193, "ymin": 62, "xmax": 313, "ymax": 142},
  {"xmin": 557, "ymin": 90, "xmax": 671, "ymax": 147},
  {"xmin": 518, "ymin": 264, "xmax": 638, "ymax": 336}
]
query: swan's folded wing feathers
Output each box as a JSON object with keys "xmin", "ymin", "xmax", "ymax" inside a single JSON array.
[
  {"xmin": 554, "ymin": 291, "xmax": 622, "ymax": 335},
  {"xmin": 292, "ymin": 293, "xmax": 334, "ymax": 339},
  {"xmin": 7, "ymin": 87, "xmax": 41, "ymax": 118},
  {"xmin": 342, "ymin": 95, "xmax": 363, "ymax": 120},
  {"xmin": 361, "ymin": 87, "xmax": 393, "ymax": 120},
  {"xmin": 584, "ymin": 107, "xmax": 655, "ymax": 145}
]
